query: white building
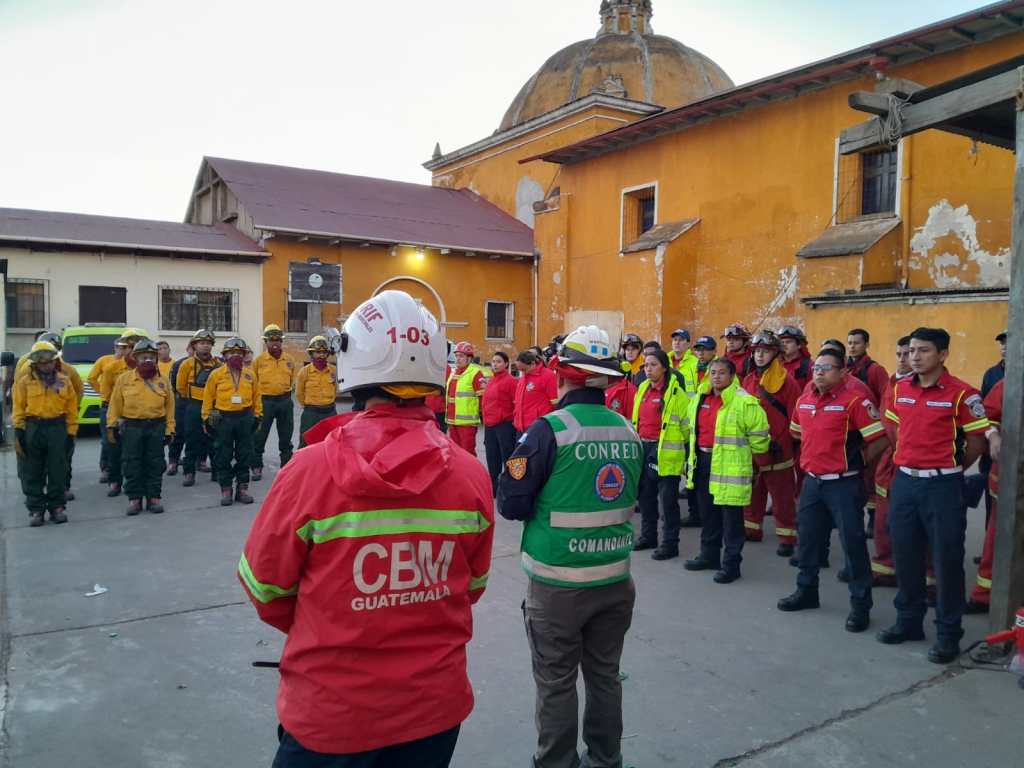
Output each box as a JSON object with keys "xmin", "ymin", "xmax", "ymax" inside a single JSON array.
[{"xmin": 0, "ymin": 208, "xmax": 267, "ymax": 357}]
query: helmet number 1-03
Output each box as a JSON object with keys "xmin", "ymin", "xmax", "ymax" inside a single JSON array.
[{"xmin": 386, "ymin": 326, "xmax": 430, "ymax": 346}]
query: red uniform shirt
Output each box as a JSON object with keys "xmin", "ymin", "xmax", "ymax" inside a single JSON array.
[
  {"xmin": 847, "ymin": 354, "xmax": 890, "ymax": 405},
  {"xmin": 636, "ymin": 378, "xmax": 666, "ymax": 440},
  {"xmin": 513, "ymin": 365, "xmax": 556, "ymax": 432},
  {"xmin": 742, "ymin": 363, "xmax": 801, "ymax": 463},
  {"xmin": 885, "ymin": 368, "xmax": 989, "ymax": 469},
  {"xmin": 604, "ymin": 377, "xmax": 637, "ymax": 420},
  {"xmin": 876, "ymin": 372, "xmax": 913, "ymax": 489},
  {"xmin": 238, "ymin": 404, "xmax": 494, "ymax": 754},
  {"xmin": 481, "ymin": 370, "xmax": 516, "ymax": 427},
  {"xmin": 790, "ymin": 378, "xmax": 885, "ymax": 476},
  {"xmin": 446, "ymin": 367, "xmax": 485, "ymax": 422},
  {"xmin": 781, "ymin": 349, "xmax": 812, "ymax": 389},
  {"xmin": 984, "ymin": 379, "xmax": 1004, "ymax": 493},
  {"xmin": 697, "ymin": 393, "xmax": 724, "ymax": 449}
]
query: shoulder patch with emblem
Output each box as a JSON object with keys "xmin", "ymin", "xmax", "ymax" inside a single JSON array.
[
  {"xmin": 966, "ymin": 394, "xmax": 986, "ymax": 419},
  {"xmin": 506, "ymin": 456, "xmax": 528, "ymax": 480},
  {"xmin": 862, "ymin": 398, "xmax": 879, "ymax": 420}
]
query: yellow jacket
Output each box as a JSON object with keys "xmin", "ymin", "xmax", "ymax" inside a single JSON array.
[
  {"xmin": 99, "ymin": 358, "xmax": 129, "ymax": 402},
  {"xmin": 12, "ymin": 370, "xmax": 79, "ymax": 435},
  {"xmin": 107, "ymin": 370, "xmax": 175, "ymax": 435},
  {"xmin": 202, "ymin": 365, "xmax": 263, "ymax": 421},
  {"xmin": 87, "ymin": 354, "xmax": 116, "ymax": 393},
  {"xmin": 176, "ymin": 356, "xmax": 222, "ymax": 401},
  {"xmin": 253, "ymin": 351, "xmax": 297, "ymax": 396},
  {"xmin": 296, "ymin": 363, "xmax": 337, "ymax": 407},
  {"xmin": 16, "ymin": 358, "xmax": 83, "ymax": 402}
]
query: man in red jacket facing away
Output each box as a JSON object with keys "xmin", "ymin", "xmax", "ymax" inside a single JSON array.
[
  {"xmin": 238, "ymin": 290, "xmax": 494, "ymax": 768},
  {"xmin": 742, "ymin": 331, "xmax": 802, "ymax": 556},
  {"xmin": 514, "ymin": 349, "xmax": 557, "ymax": 434}
]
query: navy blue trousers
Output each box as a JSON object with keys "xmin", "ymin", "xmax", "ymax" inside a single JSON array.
[
  {"xmin": 273, "ymin": 725, "xmax": 459, "ymax": 768},
  {"xmin": 889, "ymin": 471, "xmax": 966, "ymax": 641},
  {"xmin": 796, "ymin": 475, "xmax": 872, "ymax": 610}
]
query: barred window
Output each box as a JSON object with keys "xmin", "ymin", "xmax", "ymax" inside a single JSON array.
[
  {"xmin": 287, "ymin": 301, "xmax": 308, "ymax": 334},
  {"xmin": 621, "ymin": 184, "xmax": 657, "ymax": 247},
  {"xmin": 160, "ymin": 287, "xmax": 235, "ymax": 332},
  {"xmin": 5, "ymin": 278, "xmax": 47, "ymax": 329},
  {"xmin": 485, "ymin": 300, "xmax": 514, "ymax": 341}
]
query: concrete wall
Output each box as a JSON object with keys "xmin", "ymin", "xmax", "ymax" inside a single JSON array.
[
  {"xmin": 259, "ymin": 238, "xmax": 534, "ymax": 361},
  {"xmin": 2, "ymin": 247, "xmax": 263, "ymax": 358},
  {"xmin": 528, "ymin": 32, "xmax": 1020, "ymax": 385}
]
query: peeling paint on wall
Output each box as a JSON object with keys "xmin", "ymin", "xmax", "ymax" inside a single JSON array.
[
  {"xmin": 909, "ymin": 199, "xmax": 1010, "ymax": 288},
  {"xmin": 552, "ymin": 270, "xmax": 561, "ymax": 285},
  {"xmin": 515, "ymin": 176, "xmax": 545, "ymax": 227}
]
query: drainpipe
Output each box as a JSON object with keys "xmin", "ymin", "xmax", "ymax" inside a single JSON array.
[{"xmin": 532, "ymin": 250, "xmax": 539, "ymax": 347}]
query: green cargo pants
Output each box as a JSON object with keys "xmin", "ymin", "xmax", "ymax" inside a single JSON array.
[
  {"xmin": 254, "ymin": 394, "xmax": 294, "ymax": 467},
  {"xmin": 298, "ymin": 404, "xmax": 337, "ymax": 448},
  {"xmin": 122, "ymin": 418, "xmax": 167, "ymax": 500},
  {"xmin": 213, "ymin": 411, "xmax": 255, "ymax": 489},
  {"xmin": 21, "ymin": 419, "xmax": 69, "ymax": 513}
]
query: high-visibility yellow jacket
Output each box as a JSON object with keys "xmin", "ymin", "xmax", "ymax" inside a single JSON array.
[
  {"xmin": 253, "ymin": 351, "xmax": 297, "ymax": 396},
  {"xmin": 16, "ymin": 358, "xmax": 83, "ymax": 402},
  {"xmin": 632, "ymin": 375, "xmax": 691, "ymax": 476},
  {"xmin": 670, "ymin": 349, "xmax": 699, "ymax": 395},
  {"xmin": 12, "ymin": 370, "xmax": 79, "ymax": 435},
  {"xmin": 202, "ymin": 365, "xmax": 263, "ymax": 421},
  {"xmin": 176, "ymin": 356, "xmax": 221, "ymax": 401},
  {"xmin": 107, "ymin": 369, "xmax": 175, "ymax": 435},
  {"xmin": 447, "ymin": 364, "xmax": 484, "ymax": 426},
  {"xmin": 296, "ymin": 363, "xmax": 336, "ymax": 407},
  {"xmin": 685, "ymin": 377, "xmax": 770, "ymax": 506}
]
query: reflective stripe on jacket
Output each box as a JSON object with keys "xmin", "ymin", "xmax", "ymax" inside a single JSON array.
[
  {"xmin": 685, "ymin": 377, "xmax": 770, "ymax": 506},
  {"xmin": 447, "ymin": 364, "xmax": 483, "ymax": 426},
  {"xmin": 631, "ymin": 375, "xmax": 690, "ymax": 477}
]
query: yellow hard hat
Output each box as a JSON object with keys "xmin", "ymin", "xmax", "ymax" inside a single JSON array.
[
  {"xmin": 262, "ymin": 324, "xmax": 284, "ymax": 339},
  {"xmin": 28, "ymin": 340, "xmax": 59, "ymax": 363},
  {"xmin": 307, "ymin": 335, "xmax": 330, "ymax": 353}
]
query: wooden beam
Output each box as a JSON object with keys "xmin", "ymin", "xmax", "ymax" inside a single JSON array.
[
  {"xmin": 990, "ymin": 94, "xmax": 1024, "ymax": 633},
  {"xmin": 848, "ymin": 91, "xmax": 893, "ymax": 117},
  {"xmin": 997, "ymin": 12, "xmax": 1023, "ymax": 29},
  {"xmin": 840, "ymin": 66, "xmax": 1021, "ymax": 154},
  {"xmin": 909, "ymin": 40, "xmax": 934, "ymax": 54},
  {"xmin": 948, "ymin": 26, "xmax": 975, "ymax": 43}
]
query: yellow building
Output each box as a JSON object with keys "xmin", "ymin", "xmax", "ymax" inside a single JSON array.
[
  {"xmin": 185, "ymin": 156, "xmax": 534, "ymax": 358},
  {"xmin": 429, "ymin": 0, "xmax": 1019, "ymax": 381}
]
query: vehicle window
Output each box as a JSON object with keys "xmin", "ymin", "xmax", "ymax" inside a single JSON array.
[{"xmin": 62, "ymin": 335, "xmax": 119, "ymax": 364}]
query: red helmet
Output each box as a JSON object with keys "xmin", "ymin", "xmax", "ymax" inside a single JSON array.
[
  {"xmin": 722, "ymin": 323, "xmax": 751, "ymax": 339},
  {"xmin": 750, "ymin": 331, "xmax": 781, "ymax": 350},
  {"xmin": 454, "ymin": 342, "xmax": 475, "ymax": 356}
]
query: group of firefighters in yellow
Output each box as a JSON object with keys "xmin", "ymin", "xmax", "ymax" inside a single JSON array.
[{"xmin": 11, "ymin": 325, "xmax": 339, "ymax": 524}]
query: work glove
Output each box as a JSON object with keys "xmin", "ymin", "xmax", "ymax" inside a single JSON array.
[
  {"xmin": 14, "ymin": 428, "xmax": 26, "ymax": 458},
  {"xmin": 253, "ymin": 416, "xmax": 262, "ymax": 432},
  {"xmin": 203, "ymin": 421, "xmax": 215, "ymax": 438},
  {"xmin": 106, "ymin": 427, "xmax": 119, "ymax": 445},
  {"xmin": 164, "ymin": 433, "xmax": 174, "ymax": 446}
]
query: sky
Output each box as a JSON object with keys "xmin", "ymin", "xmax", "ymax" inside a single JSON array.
[{"xmin": 0, "ymin": 0, "xmax": 991, "ymax": 222}]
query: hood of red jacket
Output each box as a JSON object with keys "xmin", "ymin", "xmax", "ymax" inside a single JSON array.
[{"xmin": 314, "ymin": 404, "xmax": 454, "ymax": 499}]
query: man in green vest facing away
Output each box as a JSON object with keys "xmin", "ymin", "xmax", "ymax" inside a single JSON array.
[{"xmin": 498, "ymin": 324, "xmax": 642, "ymax": 768}]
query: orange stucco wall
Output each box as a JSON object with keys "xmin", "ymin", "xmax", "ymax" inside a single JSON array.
[
  {"xmin": 528, "ymin": 32, "xmax": 1020, "ymax": 383},
  {"xmin": 261, "ymin": 239, "xmax": 533, "ymax": 359},
  {"xmin": 430, "ymin": 104, "xmax": 653, "ymax": 223}
]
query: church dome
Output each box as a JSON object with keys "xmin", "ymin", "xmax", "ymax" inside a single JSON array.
[{"xmin": 499, "ymin": 1, "xmax": 733, "ymax": 132}]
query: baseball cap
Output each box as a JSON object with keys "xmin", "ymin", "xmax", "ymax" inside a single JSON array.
[
  {"xmin": 671, "ymin": 329, "xmax": 690, "ymax": 340},
  {"xmin": 694, "ymin": 335, "xmax": 717, "ymax": 350}
]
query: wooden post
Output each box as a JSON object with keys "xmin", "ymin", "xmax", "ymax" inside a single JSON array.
[{"xmin": 990, "ymin": 67, "xmax": 1024, "ymax": 632}]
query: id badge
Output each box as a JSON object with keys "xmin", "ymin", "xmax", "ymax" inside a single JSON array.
[{"xmin": 231, "ymin": 394, "xmax": 243, "ymax": 405}]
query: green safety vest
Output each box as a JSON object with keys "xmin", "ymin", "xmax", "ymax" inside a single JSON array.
[
  {"xmin": 521, "ymin": 403, "xmax": 642, "ymax": 588},
  {"xmin": 631, "ymin": 376, "xmax": 691, "ymax": 476},
  {"xmin": 685, "ymin": 377, "xmax": 770, "ymax": 507},
  {"xmin": 447, "ymin": 364, "xmax": 483, "ymax": 426}
]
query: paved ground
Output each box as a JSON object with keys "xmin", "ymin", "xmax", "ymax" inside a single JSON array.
[{"xmin": 1, "ymin": 410, "xmax": 1022, "ymax": 767}]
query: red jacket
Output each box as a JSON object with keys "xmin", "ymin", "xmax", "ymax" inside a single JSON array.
[
  {"xmin": 604, "ymin": 377, "xmax": 637, "ymax": 420},
  {"xmin": 425, "ymin": 365, "xmax": 450, "ymax": 415},
  {"xmin": 742, "ymin": 359, "xmax": 801, "ymax": 468},
  {"xmin": 514, "ymin": 365, "xmax": 556, "ymax": 432},
  {"xmin": 781, "ymin": 348, "xmax": 812, "ymax": 390},
  {"xmin": 725, "ymin": 347, "xmax": 752, "ymax": 377},
  {"xmin": 239, "ymin": 404, "xmax": 494, "ymax": 754},
  {"xmin": 847, "ymin": 354, "xmax": 889, "ymax": 405},
  {"xmin": 481, "ymin": 369, "xmax": 516, "ymax": 426}
]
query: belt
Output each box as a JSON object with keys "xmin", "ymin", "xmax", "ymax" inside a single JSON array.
[
  {"xmin": 219, "ymin": 408, "xmax": 254, "ymax": 418},
  {"xmin": 123, "ymin": 417, "xmax": 165, "ymax": 426},
  {"xmin": 263, "ymin": 392, "xmax": 292, "ymax": 400},
  {"xmin": 898, "ymin": 466, "xmax": 963, "ymax": 478},
  {"xmin": 304, "ymin": 404, "xmax": 336, "ymax": 413},
  {"xmin": 807, "ymin": 470, "xmax": 860, "ymax": 481},
  {"xmin": 26, "ymin": 416, "xmax": 66, "ymax": 425},
  {"xmin": 698, "ymin": 446, "xmax": 713, "ymax": 454}
]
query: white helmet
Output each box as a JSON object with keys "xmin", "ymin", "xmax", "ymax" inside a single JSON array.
[
  {"xmin": 559, "ymin": 325, "xmax": 623, "ymax": 379},
  {"xmin": 338, "ymin": 290, "xmax": 447, "ymax": 394}
]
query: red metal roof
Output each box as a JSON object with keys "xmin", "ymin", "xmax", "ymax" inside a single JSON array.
[
  {"xmin": 0, "ymin": 207, "xmax": 267, "ymax": 260},
  {"xmin": 203, "ymin": 157, "xmax": 535, "ymax": 256},
  {"xmin": 527, "ymin": 0, "xmax": 1024, "ymax": 165}
]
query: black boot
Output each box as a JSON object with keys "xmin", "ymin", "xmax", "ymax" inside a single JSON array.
[
  {"xmin": 845, "ymin": 608, "xmax": 870, "ymax": 633},
  {"xmin": 684, "ymin": 555, "xmax": 719, "ymax": 571},
  {"xmin": 778, "ymin": 588, "xmax": 820, "ymax": 611},
  {"xmin": 876, "ymin": 624, "xmax": 926, "ymax": 645},
  {"xmin": 776, "ymin": 542, "xmax": 794, "ymax": 558},
  {"xmin": 651, "ymin": 546, "xmax": 679, "ymax": 561},
  {"xmin": 928, "ymin": 638, "xmax": 961, "ymax": 664},
  {"xmin": 633, "ymin": 537, "xmax": 656, "ymax": 551}
]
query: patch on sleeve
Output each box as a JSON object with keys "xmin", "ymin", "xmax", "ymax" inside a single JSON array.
[
  {"xmin": 506, "ymin": 457, "xmax": 528, "ymax": 481},
  {"xmin": 966, "ymin": 394, "xmax": 986, "ymax": 419},
  {"xmin": 863, "ymin": 399, "xmax": 879, "ymax": 420}
]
